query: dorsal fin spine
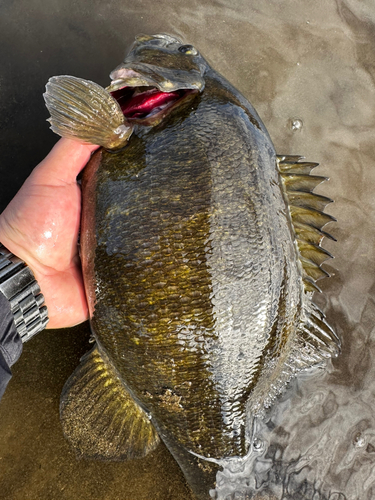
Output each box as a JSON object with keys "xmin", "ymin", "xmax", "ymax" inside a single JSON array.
[{"xmin": 276, "ymin": 155, "xmax": 335, "ymax": 289}]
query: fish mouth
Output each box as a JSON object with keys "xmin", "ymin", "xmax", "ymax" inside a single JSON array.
[
  {"xmin": 106, "ymin": 65, "xmax": 204, "ymax": 125},
  {"xmin": 108, "ymin": 84, "xmax": 197, "ymax": 125}
]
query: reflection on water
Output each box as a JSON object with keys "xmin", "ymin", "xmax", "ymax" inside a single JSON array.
[{"xmin": 1, "ymin": 0, "xmax": 375, "ymax": 499}]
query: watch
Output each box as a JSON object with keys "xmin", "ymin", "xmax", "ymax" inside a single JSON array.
[{"xmin": 0, "ymin": 244, "xmax": 49, "ymax": 342}]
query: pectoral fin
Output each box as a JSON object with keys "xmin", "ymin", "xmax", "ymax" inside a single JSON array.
[{"xmin": 60, "ymin": 345, "xmax": 160, "ymax": 460}]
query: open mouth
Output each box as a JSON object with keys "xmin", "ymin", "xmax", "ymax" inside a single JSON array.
[{"xmin": 109, "ymin": 84, "xmax": 196, "ymax": 124}]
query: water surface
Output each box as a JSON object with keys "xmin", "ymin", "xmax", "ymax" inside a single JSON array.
[{"xmin": 0, "ymin": 1, "xmax": 374, "ymax": 499}]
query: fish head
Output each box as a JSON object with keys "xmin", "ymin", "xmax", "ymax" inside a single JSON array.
[
  {"xmin": 43, "ymin": 34, "xmax": 207, "ymax": 147},
  {"xmin": 107, "ymin": 33, "xmax": 207, "ymax": 125}
]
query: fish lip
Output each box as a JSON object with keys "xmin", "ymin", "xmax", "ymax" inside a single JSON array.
[
  {"xmin": 106, "ymin": 63, "xmax": 205, "ymax": 93},
  {"xmin": 106, "ymin": 73, "xmax": 155, "ymax": 93}
]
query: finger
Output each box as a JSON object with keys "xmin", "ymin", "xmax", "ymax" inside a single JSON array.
[
  {"xmin": 38, "ymin": 263, "xmax": 89, "ymax": 329},
  {"xmin": 31, "ymin": 138, "xmax": 100, "ymax": 187}
]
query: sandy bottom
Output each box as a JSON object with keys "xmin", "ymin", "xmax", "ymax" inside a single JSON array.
[{"xmin": 1, "ymin": 0, "xmax": 375, "ymax": 498}]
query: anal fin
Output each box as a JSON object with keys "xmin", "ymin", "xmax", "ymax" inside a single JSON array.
[{"xmin": 60, "ymin": 345, "xmax": 160, "ymax": 460}]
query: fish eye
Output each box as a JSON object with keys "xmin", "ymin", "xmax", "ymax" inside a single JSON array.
[{"xmin": 178, "ymin": 45, "xmax": 198, "ymax": 55}]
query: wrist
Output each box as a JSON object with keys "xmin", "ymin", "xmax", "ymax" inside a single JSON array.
[{"xmin": 0, "ymin": 244, "xmax": 49, "ymax": 342}]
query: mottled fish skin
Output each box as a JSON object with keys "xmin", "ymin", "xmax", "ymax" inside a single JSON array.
[{"xmin": 77, "ymin": 35, "xmax": 334, "ymax": 500}]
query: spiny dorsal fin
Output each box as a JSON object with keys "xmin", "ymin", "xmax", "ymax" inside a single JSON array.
[
  {"xmin": 297, "ymin": 241, "xmax": 333, "ymax": 267},
  {"xmin": 300, "ymin": 255, "xmax": 330, "ymax": 281},
  {"xmin": 281, "ymin": 173, "xmax": 327, "ymax": 193},
  {"xmin": 287, "ymin": 191, "xmax": 333, "ymax": 212},
  {"xmin": 303, "ymin": 276, "xmax": 322, "ymax": 293},
  {"xmin": 293, "ymin": 220, "xmax": 336, "ymax": 246},
  {"xmin": 290, "ymin": 206, "xmax": 336, "ymax": 230},
  {"xmin": 277, "ymin": 155, "xmax": 335, "ymax": 289},
  {"xmin": 60, "ymin": 345, "xmax": 160, "ymax": 460},
  {"xmin": 276, "ymin": 155, "xmax": 318, "ymax": 174}
]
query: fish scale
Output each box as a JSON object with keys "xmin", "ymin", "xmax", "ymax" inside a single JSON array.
[{"xmin": 88, "ymin": 82, "xmax": 296, "ymax": 462}]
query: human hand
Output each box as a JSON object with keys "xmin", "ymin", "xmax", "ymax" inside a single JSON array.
[{"xmin": 0, "ymin": 138, "xmax": 99, "ymax": 329}]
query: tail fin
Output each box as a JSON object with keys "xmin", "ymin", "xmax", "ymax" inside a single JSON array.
[{"xmin": 44, "ymin": 76, "xmax": 132, "ymax": 149}]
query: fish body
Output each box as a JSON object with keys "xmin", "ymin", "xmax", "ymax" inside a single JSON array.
[{"xmin": 44, "ymin": 34, "xmax": 339, "ymax": 500}]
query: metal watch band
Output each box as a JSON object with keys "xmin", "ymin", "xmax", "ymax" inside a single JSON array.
[{"xmin": 0, "ymin": 244, "xmax": 49, "ymax": 342}]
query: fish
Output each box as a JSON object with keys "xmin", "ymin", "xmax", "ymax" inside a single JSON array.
[{"xmin": 43, "ymin": 33, "xmax": 340, "ymax": 500}]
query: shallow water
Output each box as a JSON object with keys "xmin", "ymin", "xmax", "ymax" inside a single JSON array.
[{"xmin": 1, "ymin": 0, "xmax": 375, "ymax": 499}]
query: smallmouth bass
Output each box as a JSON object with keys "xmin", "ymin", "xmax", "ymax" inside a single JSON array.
[{"xmin": 44, "ymin": 34, "xmax": 339, "ymax": 500}]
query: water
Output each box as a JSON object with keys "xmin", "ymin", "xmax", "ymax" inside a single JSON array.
[{"xmin": 1, "ymin": 0, "xmax": 375, "ymax": 498}]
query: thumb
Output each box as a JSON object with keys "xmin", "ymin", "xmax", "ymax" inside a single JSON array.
[{"xmin": 31, "ymin": 138, "xmax": 99, "ymax": 187}]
